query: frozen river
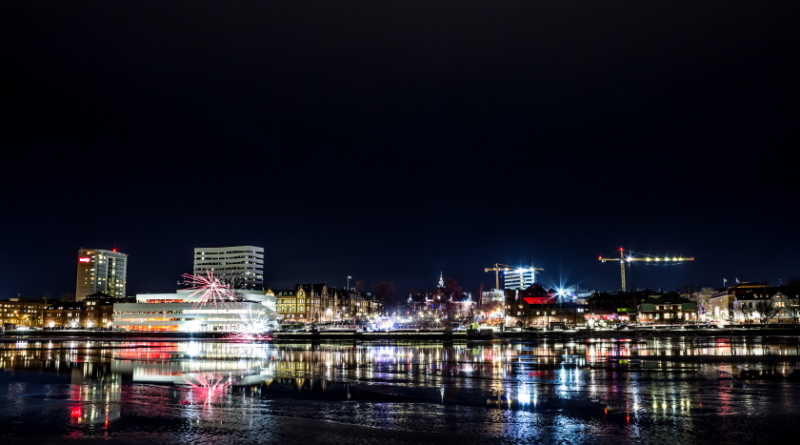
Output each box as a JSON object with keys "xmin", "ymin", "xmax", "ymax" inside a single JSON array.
[{"xmin": 2, "ymin": 336, "xmax": 800, "ymax": 444}]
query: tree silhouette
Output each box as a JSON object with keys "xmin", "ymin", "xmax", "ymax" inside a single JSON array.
[
  {"xmin": 371, "ymin": 281, "xmax": 396, "ymax": 315},
  {"xmin": 355, "ymin": 280, "xmax": 366, "ymax": 293},
  {"xmin": 443, "ymin": 277, "xmax": 463, "ymax": 300},
  {"xmin": 755, "ymin": 299, "xmax": 775, "ymax": 328}
]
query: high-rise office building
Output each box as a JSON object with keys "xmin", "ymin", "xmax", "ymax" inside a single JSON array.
[
  {"xmin": 193, "ymin": 246, "xmax": 264, "ymax": 289},
  {"xmin": 503, "ymin": 268, "xmax": 538, "ymax": 290},
  {"xmin": 76, "ymin": 248, "xmax": 128, "ymax": 301}
]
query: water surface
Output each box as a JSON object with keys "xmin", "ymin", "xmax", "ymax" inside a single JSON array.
[{"xmin": 2, "ymin": 336, "xmax": 799, "ymax": 444}]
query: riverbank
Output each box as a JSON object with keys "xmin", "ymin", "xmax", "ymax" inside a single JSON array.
[
  {"xmin": 496, "ymin": 327, "xmax": 800, "ymax": 340},
  {"xmin": 0, "ymin": 329, "xmax": 470, "ymax": 341},
  {"xmin": 5, "ymin": 327, "xmax": 800, "ymax": 341}
]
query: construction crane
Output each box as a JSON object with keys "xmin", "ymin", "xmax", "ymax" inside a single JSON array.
[
  {"xmin": 484, "ymin": 264, "xmax": 544, "ymax": 290},
  {"xmin": 599, "ymin": 248, "xmax": 694, "ymax": 292},
  {"xmin": 484, "ymin": 264, "xmax": 513, "ymax": 290}
]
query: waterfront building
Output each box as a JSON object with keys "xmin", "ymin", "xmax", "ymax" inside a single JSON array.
[
  {"xmin": 193, "ymin": 246, "xmax": 264, "ymax": 289},
  {"xmin": 43, "ymin": 301, "xmax": 83, "ymax": 328},
  {"xmin": 43, "ymin": 293, "xmax": 127, "ymax": 329},
  {"xmin": 76, "ymin": 248, "xmax": 128, "ymax": 301},
  {"xmin": 698, "ymin": 281, "xmax": 769, "ymax": 322},
  {"xmin": 332, "ymin": 287, "xmax": 374, "ymax": 320},
  {"xmin": 706, "ymin": 282, "xmax": 771, "ymax": 322},
  {"xmin": 110, "ymin": 288, "xmax": 279, "ymax": 332},
  {"xmin": 707, "ymin": 293, "xmax": 736, "ymax": 321},
  {"xmin": 272, "ymin": 283, "xmax": 378, "ymax": 322},
  {"xmin": 0, "ymin": 299, "xmax": 48, "ymax": 328},
  {"xmin": 637, "ymin": 295, "xmax": 698, "ymax": 323},
  {"xmin": 113, "ymin": 301, "xmax": 266, "ymax": 332},
  {"xmin": 733, "ymin": 286, "xmax": 800, "ymax": 324},
  {"xmin": 585, "ymin": 291, "xmax": 638, "ymax": 323},
  {"xmin": 273, "ymin": 283, "xmax": 327, "ymax": 321},
  {"xmin": 134, "ymin": 289, "xmax": 276, "ymax": 310},
  {"xmin": 508, "ymin": 284, "xmax": 586, "ymax": 327},
  {"xmin": 406, "ymin": 278, "xmax": 475, "ymax": 322}
]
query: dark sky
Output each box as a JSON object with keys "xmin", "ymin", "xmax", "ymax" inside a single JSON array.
[{"xmin": 2, "ymin": 0, "xmax": 798, "ymax": 299}]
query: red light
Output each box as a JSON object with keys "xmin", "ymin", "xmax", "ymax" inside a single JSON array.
[
  {"xmin": 619, "ymin": 247, "xmax": 623, "ymax": 251},
  {"xmin": 113, "ymin": 248, "xmax": 117, "ymax": 252},
  {"xmin": 79, "ymin": 257, "xmax": 91, "ymax": 263}
]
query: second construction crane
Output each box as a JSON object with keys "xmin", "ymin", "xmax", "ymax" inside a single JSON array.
[{"xmin": 599, "ymin": 248, "xmax": 694, "ymax": 292}]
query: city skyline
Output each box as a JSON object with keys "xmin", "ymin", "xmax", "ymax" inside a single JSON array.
[{"xmin": 0, "ymin": 240, "xmax": 794, "ymax": 300}]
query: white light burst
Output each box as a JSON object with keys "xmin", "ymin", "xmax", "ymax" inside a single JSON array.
[
  {"xmin": 236, "ymin": 308, "xmax": 272, "ymax": 337},
  {"xmin": 182, "ymin": 270, "xmax": 236, "ymax": 309}
]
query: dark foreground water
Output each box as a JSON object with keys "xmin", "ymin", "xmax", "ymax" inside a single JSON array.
[{"xmin": 2, "ymin": 336, "xmax": 800, "ymax": 444}]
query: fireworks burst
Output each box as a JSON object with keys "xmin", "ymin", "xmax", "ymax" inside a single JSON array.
[
  {"xmin": 181, "ymin": 270, "xmax": 237, "ymax": 309},
  {"xmin": 180, "ymin": 372, "xmax": 231, "ymax": 405},
  {"xmin": 182, "ymin": 372, "xmax": 232, "ymax": 391}
]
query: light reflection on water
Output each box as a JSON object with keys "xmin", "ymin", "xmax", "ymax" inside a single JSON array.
[{"xmin": 2, "ymin": 337, "xmax": 800, "ymax": 444}]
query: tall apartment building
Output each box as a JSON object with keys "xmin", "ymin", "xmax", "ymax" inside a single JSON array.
[
  {"xmin": 193, "ymin": 246, "xmax": 264, "ymax": 289},
  {"xmin": 76, "ymin": 248, "xmax": 128, "ymax": 301},
  {"xmin": 503, "ymin": 268, "xmax": 538, "ymax": 290}
]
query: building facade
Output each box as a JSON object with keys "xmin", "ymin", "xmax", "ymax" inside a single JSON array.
[
  {"xmin": 704, "ymin": 283, "xmax": 769, "ymax": 322},
  {"xmin": 193, "ymin": 246, "xmax": 264, "ymax": 289},
  {"xmin": 44, "ymin": 293, "xmax": 125, "ymax": 329},
  {"xmin": 503, "ymin": 268, "xmax": 538, "ymax": 290},
  {"xmin": 585, "ymin": 292, "xmax": 638, "ymax": 323},
  {"xmin": 272, "ymin": 283, "xmax": 378, "ymax": 322},
  {"xmin": 43, "ymin": 301, "xmax": 83, "ymax": 328},
  {"xmin": 0, "ymin": 299, "xmax": 48, "ymax": 328},
  {"xmin": 638, "ymin": 295, "xmax": 698, "ymax": 323},
  {"xmin": 76, "ymin": 248, "xmax": 128, "ymax": 301},
  {"xmin": 707, "ymin": 294, "xmax": 736, "ymax": 321},
  {"xmin": 113, "ymin": 301, "xmax": 267, "ymax": 332},
  {"xmin": 509, "ymin": 297, "xmax": 586, "ymax": 327},
  {"xmin": 110, "ymin": 288, "xmax": 279, "ymax": 332},
  {"xmin": 733, "ymin": 287, "xmax": 800, "ymax": 324}
]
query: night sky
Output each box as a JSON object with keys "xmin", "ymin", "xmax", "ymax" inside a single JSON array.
[{"xmin": 3, "ymin": 0, "xmax": 798, "ymax": 299}]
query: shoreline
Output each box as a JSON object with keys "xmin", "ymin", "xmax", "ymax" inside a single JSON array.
[{"xmin": 5, "ymin": 327, "xmax": 800, "ymax": 341}]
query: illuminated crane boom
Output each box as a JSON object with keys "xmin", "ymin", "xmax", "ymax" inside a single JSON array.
[
  {"xmin": 599, "ymin": 248, "xmax": 694, "ymax": 292},
  {"xmin": 484, "ymin": 263, "xmax": 513, "ymax": 290}
]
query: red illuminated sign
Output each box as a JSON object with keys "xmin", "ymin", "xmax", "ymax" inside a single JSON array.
[
  {"xmin": 79, "ymin": 257, "xmax": 91, "ymax": 263},
  {"xmin": 523, "ymin": 297, "xmax": 557, "ymax": 305}
]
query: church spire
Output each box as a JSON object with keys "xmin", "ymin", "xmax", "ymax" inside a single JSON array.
[{"xmin": 438, "ymin": 272, "xmax": 444, "ymax": 288}]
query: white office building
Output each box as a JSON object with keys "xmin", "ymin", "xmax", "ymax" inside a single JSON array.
[
  {"xmin": 76, "ymin": 248, "xmax": 128, "ymax": 301},
  {"xmin": 193, "ymin": 246, "xmax": 264, "ymax": 289},
  {"xmin": 112, "ymin": 289, "xmax": 279, "ymax": 332},
  {"xmin": 503, "ymin": 268, "xmax": 538, "ymax": 290}
]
